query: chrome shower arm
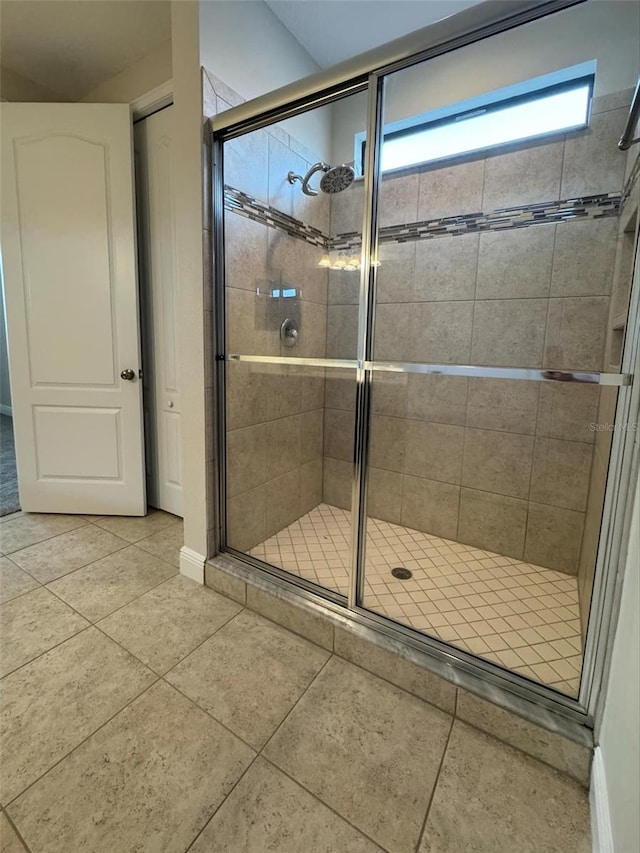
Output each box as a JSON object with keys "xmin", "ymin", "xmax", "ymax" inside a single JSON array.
[
  {"xmin": 287, "ymin": 162, "xmax": 329, "ymax": 196},
  {"xmin": 618, "ymin": 77, "xmax": 640, "ymax": 150}
]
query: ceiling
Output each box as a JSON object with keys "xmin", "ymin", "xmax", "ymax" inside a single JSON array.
[
  {"xmin": 264, "ymin": 0, "xmax": 483, "ymax": 68},
  {"xmin": 0, "ymin": 1, "xmax": 171, "ymax": 100},
  {"xmin": 0, "ymin": 0, "xmax": 483, "ymax": 102}
]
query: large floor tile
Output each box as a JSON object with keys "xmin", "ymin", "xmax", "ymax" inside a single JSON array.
[
  {"xmin": 0, "ymin": 812, "xmax": 27, "ymax": 852},
  {"xmin": 456, "ymin": 690, "xmax": 591, "ymax": 785},
  {"xmin": 334, "ymin": 626, "xmax": 456, "ymax": 714},
  {"xmin": 88, "ymin": 509, "xmax": 180, "ymax": 543},
  {"xmin": 0, "ymin": 514, "xmax": 85, "ymax": 556},
  {"xmin": 0, "ymin": 628, "xmax": 155, "ymax": 804},
  {"xmin": 264, "ymin": 656, "xmax": 452, "ymax": 853},
  {"xmin": 135, "ymin": 521, "xmax": 183, "ymax": 568},
  {"xmin": 46, "ymin": 546, "xmax": 177, "ymax": 622},
  {"xmin": 0, "ymin": 588, "xmax": 88, "ymax": 677},
  {"xmin": 419, "ymin": 721, "xmax": 591, "ymax": 853},
  {"xmin": 167, "ymin": 610, "xmax": 330, "ymax": 748},
  {"xmin": 0, "ymin": 557, "xmax": 38, "ymax": 605},
  {"xmin": 245, "ymin": 585, "xmax": 334, "ymax": 650},
  {"xmin": 7, "ymin": 681, "xmax": 254, "ymax": 853},
  {"xmin": 10, "ymin": 526, "xmax": 127, "ymax": 584},
  {"xmin": 0, "ymin": 512, "xmax": 24, "ymax": 523},
  {"xmin": 190, "ymin": 757, "xmax": 384, "ymax": 853},
  {"xmin": 97, "ymin": 575, "xmax": 242, "ymax": 674}
]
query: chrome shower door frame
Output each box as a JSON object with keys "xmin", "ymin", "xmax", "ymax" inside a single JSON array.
[{"xmin": 209, "ymin": 0, "xmax": 639, "ymax": 737}]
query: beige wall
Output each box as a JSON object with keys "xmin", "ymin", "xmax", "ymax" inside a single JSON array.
[
  {"xmin": 171, "ymin": 0, "xmax": 207, "ymax": 574},
  {"xmin": 0, "ymin": 65, "xmax": 64, "ymax": 102},
  {"xmin": 597, "ymin": 474, "xmax": 639, "ymax": 853},
  {"xmin": 199, "ymin": 0, "xmax": 328, "ymax": 159},
  {"xmin": 80, "ymin": 40, "xmax": 172, "ymax": 104}
]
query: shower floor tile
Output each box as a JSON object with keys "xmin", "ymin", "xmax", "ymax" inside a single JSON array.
[{"xmin": 250, "ymin": 503, "xmax": 582, "ymax": 696}]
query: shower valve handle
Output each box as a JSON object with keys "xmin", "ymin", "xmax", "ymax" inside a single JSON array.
[{"xmin": 280, "ymin": 318, "xmax": 299, "ymax": 347}]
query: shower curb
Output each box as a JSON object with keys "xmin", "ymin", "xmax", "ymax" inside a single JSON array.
[{"xmin": 205, "ymin": 554, "xmax": 593, "ymax": 787}]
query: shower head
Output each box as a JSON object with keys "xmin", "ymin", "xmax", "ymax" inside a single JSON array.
[
  {"xmin": 319, "ymin": 164, "xmax": 355, "ymax": 194},
  {"xmin": 287, "ymin": 161, "xmax": 355, "ymax": 197}
]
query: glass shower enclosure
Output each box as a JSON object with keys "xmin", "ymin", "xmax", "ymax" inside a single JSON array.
[{"xmin": 211, "ymin": 0, "xmax": 640, "ymax": 718}]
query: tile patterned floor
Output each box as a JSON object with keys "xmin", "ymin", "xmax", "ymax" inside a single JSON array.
[
  {"xmin": 250, "ymin": 503, "xmax": 583, "ymax": 696},
  {"xmin": 0, "ymin": 509, "xmax": 591, "ymax": 853}
]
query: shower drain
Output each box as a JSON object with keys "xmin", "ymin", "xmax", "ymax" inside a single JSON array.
[{"xmin": 391, "ymin": 567, "xmax": 413, "ymax": 580}]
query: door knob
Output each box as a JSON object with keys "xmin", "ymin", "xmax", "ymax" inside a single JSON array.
[{"xmin": 120, "ymin": 368, "xmax": 136, "ymax": 381}]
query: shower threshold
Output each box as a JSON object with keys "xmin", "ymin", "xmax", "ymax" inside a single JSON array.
[{"xmin": 250, "ymin": 503, "xmax": 582, "ymax": 696}]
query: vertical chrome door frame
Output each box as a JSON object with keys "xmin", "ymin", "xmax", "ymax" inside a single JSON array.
[
  {"xmin": 581, "ymin": 227, "xmax": 640, "ymax": 722},
  {"xmin": 212, "ymin": 133, "xmax": 227, "ymax": 553},
  {"xmin": 349, "ymin": 72, "xmax": 385, "ymax": 608}
]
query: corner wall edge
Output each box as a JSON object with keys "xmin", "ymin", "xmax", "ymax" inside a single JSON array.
[
  {"xmin": 180, "ymin": 546, "xmax": 205, "ymax": 584},
  {"xmin": 590, "ymin": 746, "xmax": 614, "ymax": 853}
]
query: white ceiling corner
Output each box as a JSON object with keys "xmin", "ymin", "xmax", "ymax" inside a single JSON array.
[
  {"xmin": 0, "ymin": 0, "xmax": 171, "ymax": 100},
  {"xmin": 0, "ymin": 0, "xmax": 484, "ymax": 103},
  {"xmin": 263, "ymin": 0, "xmax": 483, "ymax": 69}
]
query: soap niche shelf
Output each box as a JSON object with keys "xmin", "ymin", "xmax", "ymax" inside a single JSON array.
[{"xmin": 609, "ymin": 323, "xmax": 625, "ymax": 370}]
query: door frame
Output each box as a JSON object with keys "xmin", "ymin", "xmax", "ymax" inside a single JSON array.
[
  {"xmin": 132, "ymin": 82, "xmax": 184, "ymax": 519},
  {"xmin": 131, "ymin": 81, "xmax": 173, "ymax": 123},
  {"xmin": 207, "ymin": 0, "xmax": 640, "ymax": 739}
]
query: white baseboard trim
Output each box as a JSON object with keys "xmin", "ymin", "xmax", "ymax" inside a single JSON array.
[
  {"xmin": 179, "ymin": 546, "xmax": 206, "ymax": 584},
  {"xmin": 591, "ymin": 747, "xmax": 614, "ymax": 853},
  {"xmin": 0, "ymin": 404, "xmax": 13, "ymax": 417}
]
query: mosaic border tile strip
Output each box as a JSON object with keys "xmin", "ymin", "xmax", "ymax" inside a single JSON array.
[
  {"xmin": 330, "ymin": 192, "xmax": 622, "ymax": 251},
  {"xmin": 225, "ymin": 187, "xmax": 327, "ymax": 249},
  {"xmin": 250, "ymin": 503, "xmax": 582, "ymax": 696},
  {"xmin": 225, "ymin": 185, "xmax": 621, "ymax": 254}
]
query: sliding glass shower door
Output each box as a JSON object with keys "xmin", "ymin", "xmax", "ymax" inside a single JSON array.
[
  {"xmin": 358, "ymin": 16, "xmax": 636, "ymax": 700},
  {"xmin": 216, "ymin": 0, "xmax": 638, "ymax": 703},
  {"xmin": 221, "ymin": 97, "xmax": 366, "ymax": 598}
]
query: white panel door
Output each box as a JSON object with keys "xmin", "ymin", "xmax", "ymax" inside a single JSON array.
[
  {"xmin": 134, "ymin": 107, "xmax": 183, "ymax": 516},
  {"xmin": 1, "ymin": 103, "xmax": 145, "ymax": 515}
]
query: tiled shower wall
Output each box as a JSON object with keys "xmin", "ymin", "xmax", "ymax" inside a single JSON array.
[
  {"xmin": 206, "ymin": 66, "xmax": 635, "ymax": 620},
  {"xmin": 324, "ymin": 89, "xmax": 633, "ymax": 578},
  {"xmin": 211, "ymin": 75, "xmax": 331, "ymax": 553},
  {"xmin": 578, "ymin": 143, "xmax": 640, "ymax": 633}
]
